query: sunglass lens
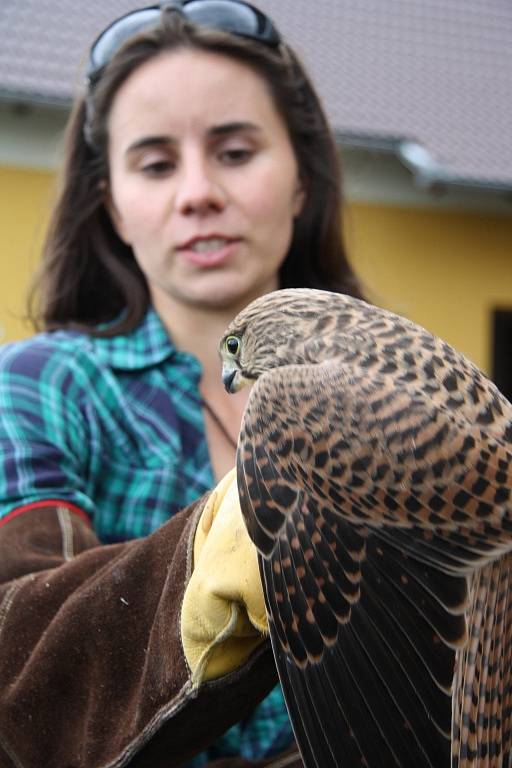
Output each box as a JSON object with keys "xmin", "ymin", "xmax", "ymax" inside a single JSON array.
[
  {"xmin": 182, "ymin": 0, "xmax": 274, "ymax": 41},
  {"xmin": 88, "ymin": 8, "xmax": 160, "ymax": 77}
]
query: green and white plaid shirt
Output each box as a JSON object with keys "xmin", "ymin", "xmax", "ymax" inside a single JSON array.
[{"xmin": 0, "ymin": 306, "xmax": 292, "ymax": 763}]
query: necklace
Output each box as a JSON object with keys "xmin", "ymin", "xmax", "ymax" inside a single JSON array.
[{"xmin": 202, "ymin": 398, "xmax": 238, "ymax": 450}]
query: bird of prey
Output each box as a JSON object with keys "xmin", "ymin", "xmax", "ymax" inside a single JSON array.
[{"xmin": 219, "ymin": 288, "xmax": 512, "ymax": 768}]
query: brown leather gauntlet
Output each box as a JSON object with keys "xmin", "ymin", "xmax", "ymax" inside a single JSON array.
[{"xmin": 0, "ymin": 502, "xmax": 279, "ymax": 768}]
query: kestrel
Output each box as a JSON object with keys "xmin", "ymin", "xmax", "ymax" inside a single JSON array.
[{"xmin": 219, "ymin": 288, "xmax": 512, "ymax": 768}]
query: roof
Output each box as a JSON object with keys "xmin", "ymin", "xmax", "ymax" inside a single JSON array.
[{"xmin": 1, "ymin": 0, "xmax": 512, "ymax": 189}]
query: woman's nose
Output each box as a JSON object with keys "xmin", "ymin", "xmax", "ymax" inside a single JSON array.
[{"xmin": 175, "ymin": 155, "xmax": 225, "ymax": 216}]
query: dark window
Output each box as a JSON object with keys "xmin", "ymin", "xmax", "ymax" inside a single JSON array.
[{"xmin": 492, "ymin": 309, "xmax": 512, "ymax": 403}]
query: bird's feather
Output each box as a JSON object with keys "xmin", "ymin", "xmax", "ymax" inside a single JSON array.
[{"xmin": 223, "ymin": 288, "xmax": 512, "ymax": 767}]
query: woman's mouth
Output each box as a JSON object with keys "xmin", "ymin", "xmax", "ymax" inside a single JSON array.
[{"xmin": 178, "ymin": 236, "xmax": 240, "ymax": 268}]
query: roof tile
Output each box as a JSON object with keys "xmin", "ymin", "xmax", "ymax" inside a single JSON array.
[{"xmin": 1, "ymin": 0, "xmax": 511, "ymax": 186}]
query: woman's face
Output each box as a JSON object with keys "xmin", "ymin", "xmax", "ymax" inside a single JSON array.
[{"xmin": 106, "ymin": 48, "xmax": 304, "ymax": 316}]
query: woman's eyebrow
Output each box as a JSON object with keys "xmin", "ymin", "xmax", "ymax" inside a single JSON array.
[
  {"xmin": 126, "ymin": 135, "xmax": 174, "ymax": 154},
  {"xmin": 208, "ymin": 121, "xmax": 261, "ymax": 138}
]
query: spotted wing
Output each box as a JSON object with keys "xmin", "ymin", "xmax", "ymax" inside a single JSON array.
[{"xmin": 237, "ymin": 361, "xmax": 512, "ymax": 768}]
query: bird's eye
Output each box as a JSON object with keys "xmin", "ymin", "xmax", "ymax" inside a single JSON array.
[{"xmin": 225, "ymin": 336, "xmax": 240, "ymax": 356}]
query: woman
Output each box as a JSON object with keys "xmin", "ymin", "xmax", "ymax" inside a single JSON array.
[{"xmin": 0, "ymin": 2, "xmax": 362, "ymax": 766}]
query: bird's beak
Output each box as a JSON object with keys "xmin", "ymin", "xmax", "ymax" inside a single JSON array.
[
  {"xmin": 223, "ymin": 368, "xmax": 237, "ymax": 393},
  {"xmin": 222, "ymin": 361, "xmax": 248, "ymax": 393}
]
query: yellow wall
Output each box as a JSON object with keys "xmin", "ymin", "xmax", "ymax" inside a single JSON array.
[
  {"xmin": 345, "ymin": 203, "xmax": 512, "ymax": 374},
  {"xmin": 0, "ymin": 165, "xmax": 56, "ymax": 342},
  {"xmin": 2, "ymin": 163, "xmax": 512, "ymax": 375}
]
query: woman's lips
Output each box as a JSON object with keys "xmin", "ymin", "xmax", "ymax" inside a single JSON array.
[{"xmin": 178, "ymin": 238, "xmax": 240, "ymax": 268}]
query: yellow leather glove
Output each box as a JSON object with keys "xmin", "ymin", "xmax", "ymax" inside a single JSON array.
[{"xmin": 181, "ymin": 468, "xmax": 268, "ymax": 685}]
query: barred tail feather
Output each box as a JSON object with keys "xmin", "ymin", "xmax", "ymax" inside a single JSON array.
[{"xmin": 453, "ymin": 553, "xmax": 512, "ymax": 767}]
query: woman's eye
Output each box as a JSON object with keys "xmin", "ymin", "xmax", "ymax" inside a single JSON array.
[
  {"xmin": 136, "ymin": 153, "xmax": 176, "ymax": 176},
  {"xmin": 141, "ymin": 160, "xmax": 175, "ymax": 176},
  {"xmin": 219, "ymin": 147, "xmax": 254, "ymax": 165}
]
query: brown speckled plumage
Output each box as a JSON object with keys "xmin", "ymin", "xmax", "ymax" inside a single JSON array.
[{"xmin": 220, "ymin": 288, "xmax": 512, "ymax": 768}]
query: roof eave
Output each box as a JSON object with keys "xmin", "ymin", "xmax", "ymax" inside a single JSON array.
[
  {"xmin": 336, "ymin": 132, "xmax": 512, "ymax": 194},
  {"xmin": 0, "ymin": 89, "xmax": 72, "ymax": 111}
]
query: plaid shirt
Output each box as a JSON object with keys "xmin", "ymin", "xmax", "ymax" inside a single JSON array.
[{"xmin": 0, "ymin": 307, "xmax": 293, "ymax": 763}]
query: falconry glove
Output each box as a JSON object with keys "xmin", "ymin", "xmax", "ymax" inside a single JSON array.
[{"xmin": 181, "ymin": 468, "xmax": 268, "ymax": 684}]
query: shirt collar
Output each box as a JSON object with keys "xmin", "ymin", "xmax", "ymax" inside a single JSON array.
[{"xmin": 91, "ymin": 306, "xmax": 199, "ymax": 371}]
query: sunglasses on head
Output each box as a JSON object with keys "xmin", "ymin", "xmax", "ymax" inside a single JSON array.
[{"xmin": 86, "ymin": 0, "xmax": 282, "ymax": 86}]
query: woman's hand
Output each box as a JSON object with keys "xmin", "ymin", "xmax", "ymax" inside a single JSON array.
[{"xmin": 181, "ymin": 468, "xmax": 268, "ymax": 685}]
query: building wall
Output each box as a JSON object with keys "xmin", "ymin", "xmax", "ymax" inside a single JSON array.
[
  {"xmin": 0, "ymin": 165, "xmax": 56, "ymax": 342},
  {"xmin": 2, "ymin": 163, "xmax": 512, "ymax": 377},
  {"xmin": 345, "ymin": 202, "xmax": 512, "ymax": 374}
]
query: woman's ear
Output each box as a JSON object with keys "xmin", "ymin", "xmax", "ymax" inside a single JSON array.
[
  {"xmin": 100, "ymin": 180, "xmax": 131, "ymax": 245},
  {"xmin": 292, "ymin": 179, "xmax": 306, "ymax": 218}
]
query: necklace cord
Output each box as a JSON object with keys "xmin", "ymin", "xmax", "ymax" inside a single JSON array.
[{"xmin": 202, "ymin": 398, "xmax": 238, "ymax": 450}]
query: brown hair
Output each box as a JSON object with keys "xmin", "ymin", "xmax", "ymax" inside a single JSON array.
[{"xmin": 30, "ymin": 7, "xmax": 363, "ymax": 336}]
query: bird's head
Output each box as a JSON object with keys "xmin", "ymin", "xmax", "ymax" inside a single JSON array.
[{"xmin": 219, "ymin": 288, "xmax": 353, "ymax": 393}]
